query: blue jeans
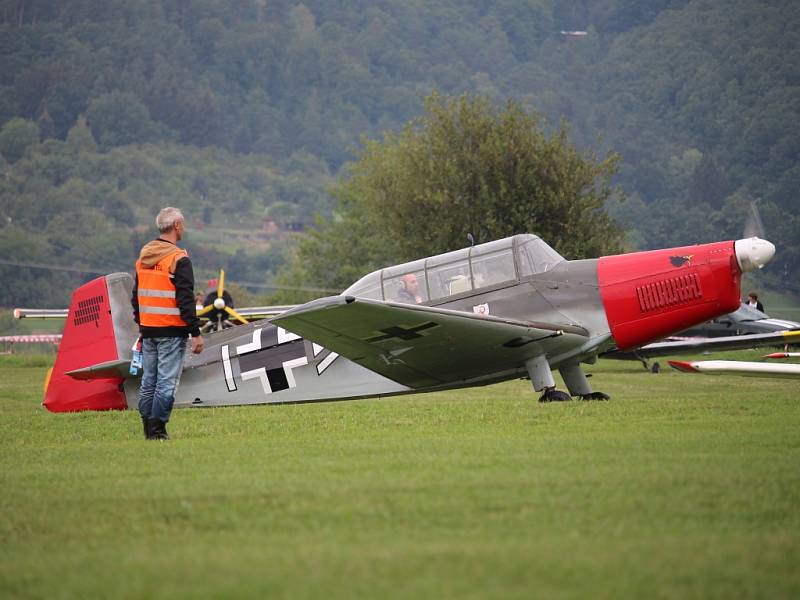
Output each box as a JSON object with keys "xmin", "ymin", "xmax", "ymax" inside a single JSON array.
[{"xmin": 138, "ymin": 337, "xmax": 188, "ymax": 423}]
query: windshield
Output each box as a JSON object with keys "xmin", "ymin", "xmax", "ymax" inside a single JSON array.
[
  {"xmin": 515, "ymin": 235, "xmax": 564, "ymax": 277},
  {"xmin": 342, "ymin": 271, "xmax": 382, "ymax": 300}
]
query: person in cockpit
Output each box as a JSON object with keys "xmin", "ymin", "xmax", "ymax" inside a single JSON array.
[{"xmin": 396, "ymin": 273, "xmax": 422, "ymax": 304}]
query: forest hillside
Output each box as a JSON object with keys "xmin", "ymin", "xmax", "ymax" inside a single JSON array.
[{"xmin": 1, "ymin": 0, "xmax": 797, "ymax": 307}]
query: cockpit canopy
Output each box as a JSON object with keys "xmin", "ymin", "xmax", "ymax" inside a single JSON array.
[{"xmin": 342, "ymin": 234, "xmax": 564, "ymax": 304}]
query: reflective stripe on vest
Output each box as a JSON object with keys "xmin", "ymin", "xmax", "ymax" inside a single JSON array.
[
  {"xmin": 136, "ymin": 248, "xmax": 189, "ymax": 328},
  {"xmin": 139, "ymin": 306, "xmax": 181, "ymax": 315},
  {"xmin": 138, "ymin": 289, "xmax": 176, "ymax": 298}
]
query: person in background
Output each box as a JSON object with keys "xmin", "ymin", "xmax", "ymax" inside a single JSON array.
[
  {"xmin": 132, "ymin": 207, "xmax": 204, "ymax": 441},
  {"xmin": 746, "ymin": 291, "xmax": 765, "ymax": 313}
]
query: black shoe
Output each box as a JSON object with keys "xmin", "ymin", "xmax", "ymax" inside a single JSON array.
[
  {"xmin": 148, "ymin": 418, "xmax": 170, "ymax": 440},
  {"xmin": 141, "ymin": 415, "xmax": 151, "ymax": 439}
]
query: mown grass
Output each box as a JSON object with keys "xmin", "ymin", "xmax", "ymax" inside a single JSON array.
[{"xmin": 1, "ymin": 352, "xmax": 798, "ymax": 599}]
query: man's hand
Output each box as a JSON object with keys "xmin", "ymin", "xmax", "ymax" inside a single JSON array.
[{"xmin": 191, "ymin": 335, "xmax": 204, "ymax": 354}]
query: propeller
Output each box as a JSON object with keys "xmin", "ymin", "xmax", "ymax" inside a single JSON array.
[
  {"xmin": 743, "ymin": 200, "xmax": 766, "ymax": 240},
  {"xmin": 196, "ymin": 268, "xmax": 249, "ymax": 331}
]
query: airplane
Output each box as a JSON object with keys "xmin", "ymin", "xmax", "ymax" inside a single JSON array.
[
  {"xmin": 39, "ymin": 233, "xmax": 777, "ymax": 412},
  {"xmin": 13, "ymin": 267, "xmax": 295, "ymax": 326},
  {"xmin": 13, "ymin": 304, "xmax": 293, "ymax": 322},
  {"xmin": 667, "ymin": 333, "xmax": 800, "ymax": 379},
  {"xmin": 602, "ymin": 328, "xmax": 800, "ymax": 370},
  {"xmin": 669, "ymin": 357, "xmax": 800, "ymax": 379},
  {"xmin": 765, "ymin": 351, "xmax": 800, "ymax": 359},
  {"xmin": 676, "ymin": 302, "xmax": 800, "ymax": 337}
]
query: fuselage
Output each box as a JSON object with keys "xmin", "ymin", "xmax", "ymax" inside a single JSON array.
[{"xmin": 163, "ymin": 235, "xmax": 756, "ymax": 410}]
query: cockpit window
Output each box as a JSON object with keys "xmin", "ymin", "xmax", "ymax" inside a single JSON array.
[
  {"xmin": 382, "ymin": 259, "xmax": 428, "ymax": 304},
  {"xmin": 515, "ymin": 235, "xmax": 564, "ymax": 277},
  {"xmin": 425, "ymin": 248, "xmax": 472, "ymax": 300},
  {"xmin": 471, "ymin": 239, "xmax": 516, "ymax": 288}
]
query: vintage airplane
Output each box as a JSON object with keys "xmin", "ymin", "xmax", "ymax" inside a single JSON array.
[
  {"xmin": 669, "ymin": 353, "xmax": 800, "ymax": 379},
  {"xmin": 13, "ymin": 267, "xmax": 295, "ymax": 325},
  {"xmin": 40, "ymin": 233, "xmax": 777, "ymax": 412},
  {"xmin": 602, "ymin": 327, "xmax": 800, "ymax": 370},
  {"xmin": 677, "ymin": 302, "xmax": 800, "ymax": 337},
  {"xmin": 765, "ymin": 351, "xmax": 800, "ymax": 359}
]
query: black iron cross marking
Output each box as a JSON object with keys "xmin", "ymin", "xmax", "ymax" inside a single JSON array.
[{"xmin": 365, "ymin": 321, "xmax": 439, "ymax": 343}]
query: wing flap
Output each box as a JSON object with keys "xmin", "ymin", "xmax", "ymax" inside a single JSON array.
[{"xmin": 272, "ymin": 296, "xmax": 583, "ymax": 388}]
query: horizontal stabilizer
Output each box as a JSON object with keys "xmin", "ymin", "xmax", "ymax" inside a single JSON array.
[
  {"xmin": 66, "ymin": 359, "xmax": 134, "ymax": 381},
  {"xmin": 13, "ymin": 308, "xmax": 69, "ymax": 319}
]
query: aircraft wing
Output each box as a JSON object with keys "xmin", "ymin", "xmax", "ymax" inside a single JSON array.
[
  {"xmin": 603, "ymin": 329, "xmax": 800, "ymax": 360},
  {"xmin": 271, "ymin": 295, "xmax": 588, "ymax": 389},
  {"xmin": 669, "ymin": 359, "xmax": 800, "ymax": 379}
]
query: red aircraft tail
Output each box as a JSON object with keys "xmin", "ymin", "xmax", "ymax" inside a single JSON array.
[{"xmin": 44, "ymin": 273, "xmax": 138, "ymax": 412}]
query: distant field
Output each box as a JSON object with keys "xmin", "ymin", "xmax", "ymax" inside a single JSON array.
[{"xmin": 1, "ymin": 352, "xmax": 799, "ymax": 599}]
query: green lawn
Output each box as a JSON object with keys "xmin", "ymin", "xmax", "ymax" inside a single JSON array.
[{"xmin": 1, "ymin": 353, "xmax": 798, "ymax": 599}]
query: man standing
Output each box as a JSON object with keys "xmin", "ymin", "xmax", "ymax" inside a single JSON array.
[{"xmin": 132, "ymin": 207, "xmax": 204, "ymax": 440}]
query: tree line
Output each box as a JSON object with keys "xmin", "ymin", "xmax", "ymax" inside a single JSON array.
[{"xmin": 0, "ymin": 0, "xmax": 797, "ymax": 307}]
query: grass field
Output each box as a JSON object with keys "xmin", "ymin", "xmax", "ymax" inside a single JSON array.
[{"xmin": 1, "ymin": 352, "xmax": 799, "ymax": 599}]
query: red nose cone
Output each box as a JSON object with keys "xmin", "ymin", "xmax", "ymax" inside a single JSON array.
[{"xmin": 598, "ymin": 241, "xmax": 742, "ymax": 350}]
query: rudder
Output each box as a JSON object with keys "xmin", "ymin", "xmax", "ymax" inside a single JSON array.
[{"xmin": 44, "ymin": 273, "xmax": 138, "ymax": 412}]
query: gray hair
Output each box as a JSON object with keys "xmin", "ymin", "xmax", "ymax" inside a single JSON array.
[{"xmin": 156, "ymin": 207, "xmax": 184, "ymax": 233}]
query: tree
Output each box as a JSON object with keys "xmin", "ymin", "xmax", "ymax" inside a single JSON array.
[
  {"xmin": 272, "ymin": 92, "xmax": 623, "ymax": 301},
  {"xmin": 86, "ymin": 92, "xmax": 163, "ymax": 150},
  {"xmin": 66, "ymin": 115, "xmax": 97, "ymax": 153},
  {"xmin": 0, "ymin": 117, "xmax": 39, "ymax": 163}
]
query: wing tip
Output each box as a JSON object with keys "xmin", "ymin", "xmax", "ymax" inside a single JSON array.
[{"xmin": 668, "ymin": 360, "xmax": 698, "ymax": 373}]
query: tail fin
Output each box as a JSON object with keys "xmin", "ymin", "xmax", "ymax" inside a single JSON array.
[{"xmin": 44, "ymin": 273, "xmax": 138, "ymax": 412}]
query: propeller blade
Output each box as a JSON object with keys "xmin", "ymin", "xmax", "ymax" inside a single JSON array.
[
  {"xmin": 196, "ymin": 304, "xmax": 214, "ymax": 316},
  {"xmin": 743, "ymin": 201, "xmax": 765, "ymax": 239},
  {"xmin": 218, "ymin": 269, "xmax": 225, "ymax": 299},
  {"xmin": 224, "ymin": 306, "xmax": 249, "ymax": 325}
]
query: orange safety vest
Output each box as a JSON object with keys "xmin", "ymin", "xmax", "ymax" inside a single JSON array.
[{"xmin": 136, "ymin": 248, "xmax": 189, "ymax": 328}]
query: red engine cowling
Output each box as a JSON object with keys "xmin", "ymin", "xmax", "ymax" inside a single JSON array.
[{"xmin": 597, "ymin": 241, "xmax": 742, "ymax": 350}]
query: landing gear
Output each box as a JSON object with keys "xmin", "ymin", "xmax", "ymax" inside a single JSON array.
[
  {"xmin": 525, "ymin": 356, "xmax": 611, "ymax": 403},
  {"xmin": 559, "ymin": 362, "xmax": 611, "ymax": 401},
  {"xmin": 539, "ymin": 387, "xmax": 572, "ymax": 403}
]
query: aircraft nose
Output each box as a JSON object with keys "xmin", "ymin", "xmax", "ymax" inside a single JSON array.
[{"xmin": 734, "ymin": 237, "xmax": 775, "ymax": 272}]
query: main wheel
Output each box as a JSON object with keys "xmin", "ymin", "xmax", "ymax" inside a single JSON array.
[{"xmin": 539, "ymin": 388, "xmax": 572, "ymax": 403}]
